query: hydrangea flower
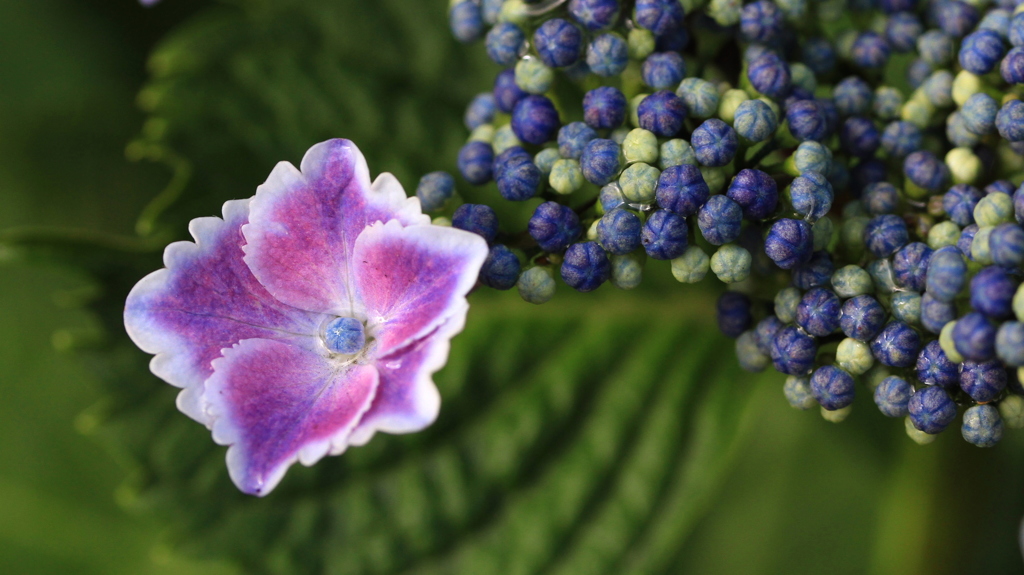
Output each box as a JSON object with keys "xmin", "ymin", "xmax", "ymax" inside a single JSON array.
[{"xmin": 124, "ymin": 139, "xmax": 488, "ymax": 495}]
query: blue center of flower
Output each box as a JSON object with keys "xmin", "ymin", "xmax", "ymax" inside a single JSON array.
[{"xmin": 324, "ymin": 317, "xmax": 365, "ymax": 355}]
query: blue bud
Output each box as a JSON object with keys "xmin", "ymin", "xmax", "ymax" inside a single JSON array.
[
  {"xmin": 916, "ymin": 339, "xmax": 959, "ymax": 388},
  {"xmin": 529, "ymin": 202, "xmax": 582, "ymax": 253},
  {"xmin": 834, "ymin": 76, "xmax": 873, "ymax": 116},
  {"xmin": 840, "ymin": 116, "xmax": 881, "ymax": 158},
  {"xmin": 479, "ymin": 245, "xmax": 521, "ymax": 290},
  {"xmin": 921, "ymin": 291, "xmax": 956, "ymax": 334},
  {"xmin": 960, "ymin": 360, "xmax": 1007, "ymax": 403},
  {"xmin": 811, "ymin": 365, "xmax": 856, "ymax": 410},
  {"xmin": 790, "ymin": 171, "xmax": 834, "ymax": 221},
  {"xmin": 534, "ymin": 18, "xmax": 583, "ymax": 68},
  {"xmin": 990, "ymin": 222, "xmax": 1024, "ymax": 267},
  {"xmin": 793, "ymin": 251, "xmax": 834, "ymax": 290},
  {"xmin": 786, "ymin": 99, "xmax": 829, "ymax": 141},
  {"xmin": 996, "ymin": 321, "xmax": 1024, "ymax": 366},
  {"xmin": 771, "ymin": 325, "xmax": 818, "ymax": 376},
  {"xmin": 561, "ymin": 241, "xmax": 611, "ymax": 292},
  {"xmin": 656, "ymin": 164, "xmax": 709, "ymax": 216},
  {"xmin": 557, "ymin": 122, "xmax": 598, "ymax": 160},
  {"xmin": 959, "ymin": 28, "xmax": 1006, "ymax": 74},
  {"xmin": 486, "ymin": 22, "xmax": 526, "ymax": 66},
  {"xmin": 926, "ymin": 245, "xmax": 967, "ymax": 301},
  {"xmin": 961, "ymin": 93, "xmax": 999, "ymax": 135},
  {"xmin": 864, "ymin": 182, "xmax": 900, "ymax": 215},
  {"xmin": 583, "ymin": 86, "xmax": 627, "ymax": 130},
  {"xmin": 864, "ymin": 214, "xmax": 909, "ymax": 258},
  {"xmin": 871, "ymin": 321, "xmax": 921, "ymax": 368},
  {"xmin": 796, "ymin": 287, "xmax": 842, "ymax": 337},
  {"xmin": 875, "ymin": 376, "xmax": 913, "ymax": 417},
  {"xmin": 641, "ymin": 209, "xmax": 688, "ymax": 260},
  {"xmin": 691, "ymin": 119, "xmax": 738, "ymax": 167},
  {"xmin": 936, "ymin": 0, "xmax": 979, "ymax": 38},
  {"xmin": 586, "ymin": 33, "xmax": 629, "ymax": 77},
  {"xmin": 449, "ymin": 1, "xmax": 485, "ymax": 43},
  {"xmin": 568, "ymin": 0, "xmax": 621, "ymax": 31},
  {"xmin": 493, "ymin": 68, "xmax": 526, "ymax": 114},
  {"xmin": 793, "ymin": 141, "xmax": 832, "ymax": 175},
  {"xmin": 908, "ymin": 386, "xmax": 957, "ymax": 434},
  {"xmin": 677, "ymin": 78, "xmax": 721, "ymax": 120},
  {"xmin": 880, "ymin": 120, "xmax": 922, "ymax": 158},
  {"xmin": 755, "ymin": 316, "xmax": 784, "ymax": 354},
  {"xmin": 852, "ymin": 31, "xmax": 891, "ymax": 68},
  {"xmin": 944, "ymin": 184, "xmax": 983, "ymax": 226},
  {"xmin": 697, "ymin": 195, "xmax": 743, "ymax": 245},
  {"xmin": 457, "ymin": 141, "xmax": 495, "ymax": 185},
  {"xmin": 597, "ymin": 208, "xmax": 643, "ymax": 255},
  {"xmin": 494, "ymin": 147, "xmax": 541, "ymax": 201},
  {"xmin": 580, "ymin": 138, "xmax": 623, "ymax": 186},
  {"xmin": 747, "ymin": 51, "xmax": 791, "ymax": 98},
  {"xmin": 765, "ymin": 218, "xmax": 814, "ymax": 269},
  {"xmin": 733, "ymin": 99, "xmax": 778, "ymax": 142},
  {"xmin": 802, "ymin": 37, "xmax": 836, "ymax": 75},
  {"xmin": 962, "ymin": 404, "xmax": 1004, "ymax": 447},
  {"xmin": 952, "ymin": 311, "xmax": 998, "ymax": 361},
  {"xmin": 635, "ymin": 0, "xmax": 685, "ymax": 36},
  {"xmin": 452, "ymin": 203, "xmax": 499, "ymax": 243},
  {"xmin": 642, "ymin": 52, "xmax": 686, "ymax": 90},
  {"xmin": 908, "ymin": 57, "xmax": 935, "ymax": 87},
  {"xmin": 1001, "ymin": 46, "xmax": 1024, "ymax": 84},
  {"xmin": 726, "ymin": 168, "xmax": 778, "ymax": 220},
  {"xmin": 464, "ymin": 92, "xmax": 497, "ymax": 130},
  {"xmin": 996, "ymin": 99, "xmax": 1024, "ymax": 142},
  {"xmin": 717, "ymin": 292, "xmax": 753, "ymax": 338},
  {"xmin": 511, "ymin": 95, "xmax": 560, "ymax": 145},
  {"xmin": 970, "ymin": 265, "xmax": 1016, "ymax": 319},
  {"xmin": 740, "ymin": 1, "xmax": 783, "ymax": 43},
  {"xmin": 892, "ymin": 242, "xmax": 932, "ymax": 292},
  {"xmin": 637, "ymin": 90, "xmax": 687, "ymax": 137},
  {"xmin": 324, "ymin": 317, "xmax": 365, "ymax": 355},
  {"xmin": 886, "ymin": 12, "xmax": 923, "ymax": 52},
  {"xmin": 416, "ymin": 171, "xmax": 455, "ymax": 212},
  {"xmin": 903, "ymin": 150, "xmax": 950, "ymax": 192}
]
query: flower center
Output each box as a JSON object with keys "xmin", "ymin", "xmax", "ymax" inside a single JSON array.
[{"xmin": 323, "ymin": 317, "xmax": 366, "ymax": 355}]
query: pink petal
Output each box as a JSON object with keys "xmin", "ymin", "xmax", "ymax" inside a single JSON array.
[
  {"xmin": 205, "ymin": 339, "xmax": 379, "ymax": 496},
  {"xmin": 349, "ymin": 306, "xmax": 468, "ymax": 445},
  {"xmin": 352, "ymin": 220, "xmax": 488, "ymax": 357},
  {"xmin": 242, "ymin": 139, "xmax": 428, "ymax": 316},
  {"xmin": 124, "ymin": 199, "xmax": 321, "ymax": 425}
]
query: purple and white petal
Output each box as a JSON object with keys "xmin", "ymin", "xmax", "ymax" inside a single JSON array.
[
  {"xmin": 352, "ymin": 220, "xmax": 488, "ymax": 357},
  {"xmin": 124, "ymin": 199, "xmax": 321, "ymax": 425},
  {"xmin": 242, "ymin": 139, "xmax": 428, "ymax": 316},
  {"xmin": 205, "ymin": 338, "xmax": 379, "ymax": 496},
  {"xmin": 349, "ymin": 304, "xmax": 468, "ymax": 445}
]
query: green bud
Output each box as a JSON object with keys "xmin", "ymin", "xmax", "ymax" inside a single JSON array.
[
  {"xmin": 865, "ymin": 364, "xmax": 891, "ymax": 391},
  {"xmin": 623, "ymin": 128, "xmax": 660, "ymax": 164},
  {"xmin": 517, "ymin": 267, "xmax": 556, "ymax": 304},
  {"xmin": 610, "ymin": 252, "xmax": 645, "ymax": 290},
  {"xmin": 813, "ymin": 215, "xmax": 835, "ymax": 251},
  {"xmin": 736, "ymin": 331, "xmax": 770, "ymax": 372},
  {"xmin": 549, "ymin": 159, "xmax": 584, "ymax": 195},
  {"xmin": 660, "ymin": 139, "xmax": 697, "ymax": 169},
  {"xmin": 971, "ymin": 225, "xmax": 994, "ymax": 264},
  {"xmin": 841, "ymin": 216, "xmax": 869, "ymax": 259},
  {"xmin": 784, "ymin": 376, "xmax": 817, "ymax": 409},
  {"xmin": 700, "ymin": 166, "xmax": 729, "ymax": 194},
  {"xmin": 927, "ymin": 220, "xmax": 960, "ymax": 249},
  {"xmin": 774, "ymin": 287, "xmax": 801, "ymax": 323},
  {"xmin": 718, "ymin": 89, "xmax": 750, "ymax": 124},
  {"xmin": 999, "ymin": 395, "xmax": 1024, "ymax": 429},
  {"xmin": 946, "ymin": 147, "xmax": 981, "ymax": 185},
  {"xmin": 831, "ymin": 265, "xmax": 874, "ymax": 298},
  {"xmin": 837, "ymin": 338, "xmax": 874, "ymax": 375},
  {"xmin": 492, "ymin": 124, "xmax": 522, "ymax": 154},
  {"xmin": 432, "ymin": 216, "xmax": 452, "ymax": 227},
  {"xmin": 900, "ymin": 99, "xmax": 933, "ymax": 129},
  {"xmin": 891, "ymin": 292, "xmax": 922, "ymax": 326},
  {"xmin": 974, "ymin": 192, "xmax": 1014, "ymax": 226},
  {"xmin": 534, "ymin": 147, "xmax": 561, "ymax": 176},
  {"xmin": 939, "ymin": 320, "xmax": 965, "ymax": 363},
  {"xmin": 710, "ymin": 244, "xmax": 752, "ymax": 283},
  {"xmin": 627, "ymin": 28, "xmax": 655, "ymax": 60},
  {"xmin": 671, "ymin": 246, "xmax": 710, "ymax": 283},
  {"xmin": 618, "ymin": 162, "xmax": 661, "ymax": 203},
  {"xmin": 905, "ymin": 416, "xmax": 937, "ymax": 444},
  {"xmin": 498, "ymin": 0, "xmax": 530, "ymax": 25},
  {"xmin": 469, "ymin": 124, "xmax": 495, "ymax": 143},
  {"xmin": 822, "ymin": 405, "xmax": 852, "ymax": 423},
  {"xmin": 611, "ymin": 127, "xmax": 631, "ymax": 145},
  {"xmin": 629, "ymin": 93, "xmax": 649, "ymax": 128},
  {"xmin": 789, "ymin": 62, "xmax": 817, "ymax": 92},
  {"xmin": 952, "ymin": 70, "xmax": 984, "ymax": 107},
  {"xmin": 515, "ymin": 58, "xmax": 554, "ymax": 94},
  {"xmin": 1014, "ymin": 283, "xmax": 1024, "ymax": 321},
  {"xmin": 707, "ymin": 0, "xmax": 743, "ymax": 25},
  {"xmin": 586, "ymin": 219, "xmax": 600, "ymax": 240}
]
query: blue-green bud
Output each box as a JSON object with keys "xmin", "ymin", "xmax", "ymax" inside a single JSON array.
[
  {"xmin": 999, "ymin": 395, "xmax": 1024, "ymax": 429},
  {"xmin": 610, "ymin": 252, "xmax": 644, "ymax": 290},
  {"xmin": 534, "ymin": 147, "xmax": 560, "ymax": 176},
  {"xmin": 493, "ymin": 124, "xmax": 522, "ymax": 154},
  {"xmin": 784, "ymin": 376, "xmax": 817, "ymax": 409},
  {"xmin": 623, "ymin": 128, "xmax": 660, "ymax": 164},
  {"xmin": 619, "ymin": 162, "xmax": 661, "ymax": 203},
  {"xmin": 939, "ymin": 320, "xmax": 966, "ymax": 363},
  {"xmin": 974, "ymin": 192, "xmax": 1014, "ymax": 226},
  {"xmin": 832, "ymin": 265, "xmax": 874, "ymax": 298},
  {"xmin": 775, "ymin": 286, "xmax": 801, "ymax": 323},
  {"xmin": 710, "ymin": 244, "xmax": 752, "ymax": 283},
  {"xmin": 550, "ymin": 159, "xmax": 584, "ymax": 195},
  {"xmin": 659, "ymin": 138, "xmax": 697, "ymax": 169},
  {"xmin": 517, "ymin": 266, "xmax": 556, "ymax": 304},
  {"xmin": 515, "ymin": 57, "xmax": 554, "ymax": 94},
  {"xmin": 813, "ymin": 216, "xmax": 834, "ymax": 251},
  {"xmin": 822, "ymin": 405, "xmax": 853, "ymax": 423},
  {"xmin": 627, "ymin": 28, "xmax": 655, "ymax": 60},
  {"xmin": 927, "ymin": 221, "xmax": 960, "ymax": 249},
  {"xmin": 891, "ymin": 292, "xmax": 922, "ymax": 325},
  {"xmin": 737, "ymin": 331, "xmax": 770, "ymax": 372},
  {"xmin": 837, "ymin": 338, "xmax": 874, "ymax": 375},
  {"xmin": 671, "ymin": 246, "xmax": 710, "ymax": 283}
]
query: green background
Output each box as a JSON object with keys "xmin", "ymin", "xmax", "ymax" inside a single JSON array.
[{"xmin": 2, "ymin": 1, "xmax": 1024, "ymax": 574}]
